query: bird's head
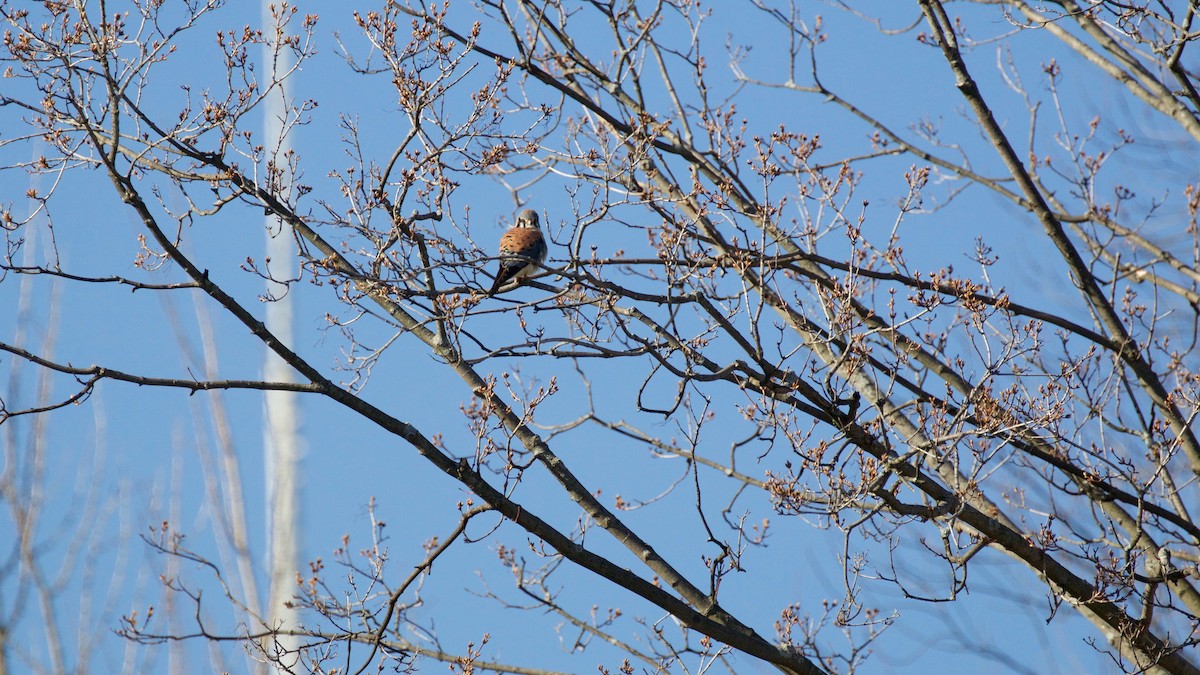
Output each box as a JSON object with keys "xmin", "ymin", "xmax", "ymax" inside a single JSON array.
[{"xmin": 516, "ymin": 209, "xmax": 540, "ymax": 229}]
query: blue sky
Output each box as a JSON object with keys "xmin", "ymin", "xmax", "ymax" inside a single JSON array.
[{"xmin": 3, "ymin": 1, "xmax": 1191, "ymax": 673}]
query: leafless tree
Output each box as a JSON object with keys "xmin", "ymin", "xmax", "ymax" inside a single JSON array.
[
  {"xmin": 0, "ymin": 247, "xmax": 122, "ymax": 675},
  {"xmin": 2, "ymin": 0, "xmax": 1199, "ymax": 673}
]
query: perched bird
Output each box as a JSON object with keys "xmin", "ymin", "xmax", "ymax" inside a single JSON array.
[{"xmin": 488, "ymin": 208, "xmax": 547, "ymax": 295}]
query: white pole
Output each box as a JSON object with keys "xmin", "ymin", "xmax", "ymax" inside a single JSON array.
[{"xmin": 261, "ymin": 2, "xmax": 301, "ymax": 669}]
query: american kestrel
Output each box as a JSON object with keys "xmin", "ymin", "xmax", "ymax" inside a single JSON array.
[{"xmin": 488, "ymin": 208, "xmax": 547, "ymax": 295}]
